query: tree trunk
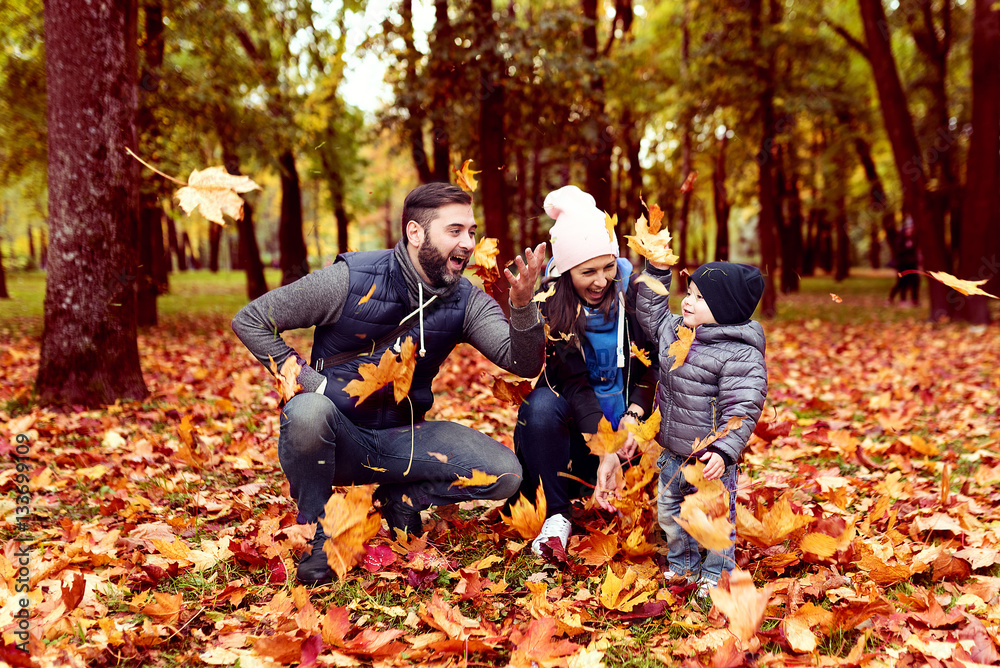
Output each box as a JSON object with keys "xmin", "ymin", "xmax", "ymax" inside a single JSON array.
[
  {"xmin": 383, "ymin": 197, "xmax": 393, "ymax": 249},
  {"xmin": 38, "ymin": 0, "xmax": 147, "ymax": 406},
  {"xmin": 859, "ymin": 0, "xmax": 952, "ymax": 319},
  {"xmin": 220, "ymin": 146, "xmax": 268, "ymax": 298},
  {"xmin": 778, "ymin": 148, "xmax": 803, "ymax": 292},
  {"xmin": 473, "ymin": 0, "xmax": 512, "ymax": 264},
  {"xmin": 713, "ymin": 134, "xmax": 731, "ymax": 262},
  {"xmin": 853, "ymin": 134, "xmax": 895, "ymax": 267},
  {"xmin": 278, "ymin": 149, "xmax": 309, "ymax": 285},
  {"xmin": 401, "ymin": 0, "xmax": 432, "ymax": 184},
  {"xmin": 28, "ymin": 223, "xmax": 36, "ymax": 267},
  {"xmin": 208, "ymin": 223, "xmax": 221, "ymax": 272},
  {"xmin": 430, "ymin": 0, "xmax": 452, "ymax": 182},
  {"xmin": 954, "ymin": 0, "xmax": 1000, "ymax": 323},
  {"xmin": 581, "ymin": 0, "xmax": 612, "ymax": 212},
  {"xmin": 137, "ymin": 193, "xmax": 159, "ymax": 327},
  {"xmin": 166, "ymin": 212, "xmax": 184, "ymax": 271},
  {"xmin": 0, "ymin": 235, "xmax": 8, "ymax": 299}
]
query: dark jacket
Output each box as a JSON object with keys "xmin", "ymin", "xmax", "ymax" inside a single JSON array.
[{"xmin": 536, "ymin": 262, "xmax": 659, "ymax": 434}]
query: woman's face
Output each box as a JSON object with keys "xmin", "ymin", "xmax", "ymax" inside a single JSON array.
[{"xmin": 569, "ymin": 255, "xmax": 617, "ymax": 305}]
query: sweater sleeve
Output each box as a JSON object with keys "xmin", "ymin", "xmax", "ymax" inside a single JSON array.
[
  {"xmin": 624, "ymin": 278, "xmax": 659, "ymax": 417},
  {"xmin": 462, "ymin": 288, "xmax": 546, "ymax": 379},
  {"xmin": 231, "ymin": 262, "xmax": 350, "ymax": 393}
]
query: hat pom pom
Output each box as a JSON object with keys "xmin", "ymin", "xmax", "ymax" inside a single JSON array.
[{"xmin": 543, "ymin": 185, "xmax": 597, "ymax": 221}]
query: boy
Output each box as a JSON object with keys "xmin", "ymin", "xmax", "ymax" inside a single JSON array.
[{"xmin": 616, "ymin": 261, "xmax": 766, "ymax": 597}]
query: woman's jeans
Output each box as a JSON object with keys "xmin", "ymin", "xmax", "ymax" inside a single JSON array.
[
  {"xmin": 279, "ymin": 392, "xmax": 522, "ymax": 524},
  {"xmin": 657, "ymin": 450, "xmax": 738, "ymax": 584},
  {"xmin": 511, "ymin": 387, "xmax": 600, "ymax": 517}
]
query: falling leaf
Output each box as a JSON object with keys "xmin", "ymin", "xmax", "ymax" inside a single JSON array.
[
  {"xmin": 474, "ymin": 237, "xmax": 499, "ymax": 270},
  {"xmin": 453, "ymin": 159, "xmax": 481, "ymax": 192},
  {"xmin": 268, "ymin": 354, "xmax": 303, "ymax": 404},
  {"xmin": 502, "ymin": 481, "xmax": 546, "ymax": 540},
  {"xmin": 667, "ymin": 325, "xmax": 695, "ymax": 371},
  {"xmin": 317, "ymin": 485, "xmax": 382, "ymax": 581},
  {"xmin": 830, "ymin": 293, "xmax": 843, "ymax": 303},
  {"xmin": 533, "ymin": 283, "xmax": 557, "ymax": 303},
  {"xmin": 343, "ymin": 337, "xmax": 418, "ymax": 405},
  {"xmin": 490, "ymin": 376, "xmax": 533, "ymax": 406},
  {"xmin": 674, "ymin": 461, "xmax": 734, "ymax": 552},
  {"xmin": 629, "ymin": 343, "xmax": 651, "ymax": 366},
  {"xmin": 927, "ymin": 271, "xmax": 999, "ymax": 298},
  {"xmin": 427, "ymin": 452, "xmax": 449, "ymax": 463},
  {"xmin": 585, "ymin": 416, "xmax": 628, "ymax": 457},
  {"xmin": 634, "ymin": 273, "xmax": 669, "ymax": 296},
  {"xmin": 175, "ymin": 166, "xmax": 261, "ymax": 226},
  {"xmin": 680, "ymin": 171, "xmax": 699, "ymax": 193},
  {"xmin": 358, "ymin": 283, "xmax": 377, "ymax": 305},
  {"xmin": 710, "ymin": 569, "xmax": 774, "ymax": 650},
  {"xmin": 604, "ymin": 212, "xmax": 617, "ymax": 244},
  {"xmin": 451, "ymin": 469, "xmax": 501, "ymax": 488}
]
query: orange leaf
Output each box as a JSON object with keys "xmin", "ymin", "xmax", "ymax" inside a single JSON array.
[
  {"xmin": 358, "ymin": 283, "xmax": 377, "ymax": 305},
  {"xmin": 474, "ymin": 237, "xmax": 499, "ymax": 270},
  {"xmin": 490, "ymin": 376, "xmax": 533, "ymax": 406},
  {"xmin": 709, "ymin": 569, "xmax": 774, "ymax": 650},
  {"xmin": 629, "ymin": 343, "xmax": 651, "ymax": 367},
  {"xmin": 574, "ymin": 530, "xmax": 619, "ymax": 566},
  {"xmin": 598, "ymin": 565, "xmax": 652, "ymax": 612},
  {"xmin": 927, "ymin": 270, "xmax": 999, "ymax": 298},
  {"xmin": 268, "ymin": 354, "xmax": 303, "ymax": 404},
  {"xmin": 624, "ymin": 407, "xmax": 660, "ymax": 442},
  {"xmin": 502, "ymin": 480, "xmax": 546, "ymax": 540},
  {"xmin": 679, "ymin": 170, "xmax": 698, "ymax": 193},
  {"xmin": 317, "ymin": 485, "xmax": 382, "ymax": 581},
  {"xmin": 674, "ymin": 461, "xmax": 734, "ymax": 552},
  {"xmin": 736, "ymin": 491, "xmax": 815, "ymax": 548},
  {"xmin": 142, "ymin": 591, "xmax": 183, "ymax": 624},
  {"xmin": 586, "ymin": 416, "xmax": 628, "ymax": 457},
  {"xmin": 451, "ymin": 469, "xmax": 500, "ymax": 488},
  {"xmin": 508, "ymin": 618, "xmax": 581, "ymax": 667},
  {"xmin": 453, "ymin": 159, "xmax": 481, "ymax": 193},
  {"xmin": 342, "ymin": 337, "xmax": 418, "ymax": 406},
  {"xmin": 667, "ymin": 325, "xmax": 695, "ymax": 371},
  {"xmin": 830, "ymin": 293, "xmax": 843, "ymax": 303},
  {"xmin": 533, "ymin": 283, "xmax": 557, "ymax": 303},
  {"xmin": 642, "ymin": 196, "xmax": 665, "ymax": 234},
  {"xmin": 625, "ymin": 200, "xmax": 677, "ymax": 266}
]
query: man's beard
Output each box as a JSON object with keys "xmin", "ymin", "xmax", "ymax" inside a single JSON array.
[{"xmin": 418, "ymin": 242, "xmax": 468, "ymax": 288}]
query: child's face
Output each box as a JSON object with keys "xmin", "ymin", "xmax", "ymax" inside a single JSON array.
[
  {"xmin": 682, "ymin": 281, "xmax": 717, "ymax": 328},
  {"xmin": 569, "ymin": 254, "xmax": 617, "ymax": 305}
]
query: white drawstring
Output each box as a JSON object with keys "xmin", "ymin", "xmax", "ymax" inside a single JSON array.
[
  {"xmin": 417, "ymin": 283, "xmax": 426, "ymax": 357},
  {"xmin": 616, "ymin": 291, "xmax": 626, "ymax": 368}
]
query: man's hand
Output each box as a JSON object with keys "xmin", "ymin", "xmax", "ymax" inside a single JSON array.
[
  {"xmin": 506, "ymin": 242, "xmax": 547, "ymax": 308},
  {"xmin": 593, "ymin": 453, "xmax": 622, "ymax": 512},
  {"xmin": 699, "ymin": 450, "xmax": 725, "ymax": 481}
]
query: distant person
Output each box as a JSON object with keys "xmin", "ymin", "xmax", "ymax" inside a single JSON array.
[
  {"xmin": 232, "ymin": 182, "xmax": 546, "ymax": 585},
  {"xmin": 888, "ymin": 217, "xmax": 920, "ymax": 307},
  {"xmin": 509, "ymin": 185, "xmax": 659, "ymax": 556},
  {"xmin": 617, "ymin": 260, "xmax": 767, "ymax": 600}
]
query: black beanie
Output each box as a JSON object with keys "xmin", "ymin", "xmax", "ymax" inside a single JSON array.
[{"xmin": 689, "ymin": 262, "xmax": 765, "ymax": 325}]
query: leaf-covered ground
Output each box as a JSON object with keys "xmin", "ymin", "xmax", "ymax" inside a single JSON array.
[{"xmin": 2, "ymin": 278, "xmax": 1000, "ymax": 668}]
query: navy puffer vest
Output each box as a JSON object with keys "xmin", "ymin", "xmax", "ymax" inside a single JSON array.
[{"xmin": 312, "ymin": 249, "xmax": 471, "ymax": 429}]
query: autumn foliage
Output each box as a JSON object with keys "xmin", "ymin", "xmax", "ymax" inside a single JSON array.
[{"xmin": 2, "ymin": 285, "xmax": 1000, "ymax": 667}]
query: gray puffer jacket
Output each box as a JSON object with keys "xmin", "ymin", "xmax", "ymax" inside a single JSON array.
[{"xmin": 636, "ymin": 268, "xmax": 767, "ymax": 466}]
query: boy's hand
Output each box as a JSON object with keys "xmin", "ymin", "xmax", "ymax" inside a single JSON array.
[
  {"xmin": 700, "ymin": 451, "xmax": 725, "ymax": 480},
  {"xmin": 593, "ymin": 454, "xmax": 622, "ymax": 512}
]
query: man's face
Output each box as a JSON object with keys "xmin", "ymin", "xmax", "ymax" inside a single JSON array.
[{"xmin": 412, "ymin": 203, "xmax": 476, "ymax": 288}]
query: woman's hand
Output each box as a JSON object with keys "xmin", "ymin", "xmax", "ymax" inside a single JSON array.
[
  {"xmin": 699, "ymin": 451, "xmax": 725, "ymax": 481},
  {"xmin": 616, "ymin": 416, "xmax": 639, "ymax": 461},
  {"xmin": 593, "ymin": 454, "xmax": 623, "ymax": 512}
]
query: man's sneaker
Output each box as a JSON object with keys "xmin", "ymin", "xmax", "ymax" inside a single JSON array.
[
  {"xmin": 374, "ymin": 486, "xmax": 423, "ymax": 538},
  {"xmin": 297, "ymin": 527, "xmax": 333, "ymax": 585},
  {"xmin": 531, "ymin": 513, "xmax": 572, "ymax": 556}
]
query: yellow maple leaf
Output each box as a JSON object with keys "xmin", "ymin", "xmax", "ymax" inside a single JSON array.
[
  {"xmin": 598, "ymin": 565, "xmax": 652, "ymax": 612},
  {"xmin": 799, "ymin": 532, "xmax": 838, "ymax": 559},
  {"xmin": 152, "ymin": 537, "xmax": 193, "ymax": 563},
  {"xmin": 453, "ymin": 159, "xmax": 481, "ymax": 193},
  {"xmin": 624, "ymin": 202, "xmax": 678, "ymax": 266},
  {"xmin": 736, "ymin": 491, "xmax": 815, "ymax": 548},
  {"xmin": 629, "ymin": 343, "xmax": 651, "ymax": 366},
  {"xmin": 533, "ymin": 283, "xmax": 557, "ymax": 303},
  {"xmin": 586, "ymin": 416, "xmax": 628, "ymax": 457},
  {"xmin": 342, "ymin": 337, "xmax": 418, "ymax": 405},
  {"xmin": 927, "ymin": 271, "xmax": 999, "ymax": 298},
  {"xmin": 268, "ymin": 355, "xmax": 303, "ymax": 404},
  {"xmin": 318, "ymin": 485, "xmax": 382, "ymax": 581},
  {"xmin": 175, "ymin": 166, "xmax": 261, "ymax": 226},
  {"xmin": 474, "ymin": 236, "xmax": 499, "ymax": 270},
  {"xmin": 502, "ymin": 480, "xmax": 546, "ymax": 540},
  {"xmin": 451, "ymin": 469, "xmax": 501, "ymax": 488},
  {"xmin": 690, "ymin": 415, "xmax": 745, "ymax": 452},
  {"xmin": 624, "ymin": 407, "xmax": 661, "ymax": 442},
  {"xmin": 358, "ymin": 283, "xmax": 377, "ymax": 305},
  {"xmin": 667, "ymin": 325, "xmax": 695, "ymax": 371},
  {"xmin": 634, "ymin": 273, "xmax": 669, "ymax": 295},
  {"xmin": 604, "ymin": 212, "xmax": 618, "ymax": 244}
]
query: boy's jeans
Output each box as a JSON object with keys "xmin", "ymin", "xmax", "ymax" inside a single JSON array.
[{"xmin": 657, "ymin": 450, "xmax": 738, "ymax": 583}]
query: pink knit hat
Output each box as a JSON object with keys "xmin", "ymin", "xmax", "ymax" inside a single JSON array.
[{"xmin": 544, "ymin": 185, "xmax": 619, "ymax": 274}]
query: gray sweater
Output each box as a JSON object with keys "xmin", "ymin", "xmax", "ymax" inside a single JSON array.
[
  {"xmin": 232, "ymin": 241, "xmax": 546, "ymax": 394},
  {"xmin": 636, "ymin": 268, "xmax": 767, "ymax": 465}
]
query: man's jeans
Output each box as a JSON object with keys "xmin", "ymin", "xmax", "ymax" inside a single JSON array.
[
  {"xmin": 657, "ymin": 450, "xmax": 738, "ymax": 583},
  {"xmin": 279, "ymin": 392, "xmax": 522, "ymax": 524}
]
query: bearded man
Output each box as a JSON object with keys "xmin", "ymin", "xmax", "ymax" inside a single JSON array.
[{"xmin": 232, "ymin": 182, "xmax": 546, "ymax": 584}]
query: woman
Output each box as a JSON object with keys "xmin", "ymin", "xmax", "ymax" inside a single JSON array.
[{"xmin": 510, "ymin": 185, "xmax": 659, "ymax": 556}]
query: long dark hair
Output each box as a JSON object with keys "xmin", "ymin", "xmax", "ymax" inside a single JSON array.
[{"xmin": 541, "ymin": 267, "xmax": 622, "ymax": 349}]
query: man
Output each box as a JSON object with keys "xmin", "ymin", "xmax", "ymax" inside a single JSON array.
[{"xmin": 232, "ymin": 182, "xmax": 546, "ymax": 584}]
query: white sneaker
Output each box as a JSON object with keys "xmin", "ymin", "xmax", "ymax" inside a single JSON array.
[
  {"xmin": 693, "ymin": 577, "xmax": 716, "ymax": 601},
  {"xmin": 531, "ymin": 514, "xmax": 572, "ymax": 556}
]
